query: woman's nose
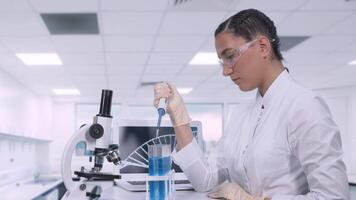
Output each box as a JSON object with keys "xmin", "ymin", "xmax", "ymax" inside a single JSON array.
[{"xmin": 223, "ymin": 67, "xmax": 233, "ymax": 76}]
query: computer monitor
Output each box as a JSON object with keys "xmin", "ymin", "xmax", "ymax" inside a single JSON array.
[{"xmin": 115, "ymin": 119, "xmax": 204, "ymax": 174}]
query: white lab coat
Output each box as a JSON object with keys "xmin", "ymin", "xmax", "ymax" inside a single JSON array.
[{"xmin": 172, "ymin": 70, "xmax": 350, "ymax": 200}]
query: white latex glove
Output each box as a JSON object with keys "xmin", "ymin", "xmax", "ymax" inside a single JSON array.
[
  {"xmin": 153, "ymin": 82, "xmax": 191, "ymax": 127},
  {"xmin": 207, "ymin": 182, "xmax": 264, "ymax": 200}
]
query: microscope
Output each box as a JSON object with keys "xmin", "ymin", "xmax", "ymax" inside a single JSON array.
[{"xmin": 61, "ymin": 90, "xmax": 121, "ymax": 200}]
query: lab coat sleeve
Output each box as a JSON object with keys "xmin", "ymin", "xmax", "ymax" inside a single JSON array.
[
  {"xmin": 273, "ymin": 94, "xmax": 350, "ymax": 200},
  {"xmin": 172, "ymin": 138, "xmax": 228, "ymax": 192}
]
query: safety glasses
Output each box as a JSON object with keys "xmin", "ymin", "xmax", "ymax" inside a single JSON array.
[{"xmin": 218, "ymin": 39, "xmax": 257, "ymax": 68}]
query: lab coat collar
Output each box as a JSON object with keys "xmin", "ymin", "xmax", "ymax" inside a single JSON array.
[{"xmin": 255, "ymin": 69, "xmax": 290, "ymax": 110}]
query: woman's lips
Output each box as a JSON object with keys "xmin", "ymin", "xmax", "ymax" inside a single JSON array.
[{"xmin": 232, "ymin": 77, "xmax": 240, "ymax": 82}]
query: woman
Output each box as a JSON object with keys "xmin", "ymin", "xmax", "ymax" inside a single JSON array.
[{"xmin": 154, "ymin": 9, "xmax": 349, "ymax": 200}]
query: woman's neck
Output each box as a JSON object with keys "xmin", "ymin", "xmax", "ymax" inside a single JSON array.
[{"xmin": 258, "ymin": 60, "xmax": 285, "ymax": 97}]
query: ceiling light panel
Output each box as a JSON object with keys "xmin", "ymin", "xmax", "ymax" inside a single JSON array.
[
  {"xmin": 189, "ymin": 52, "xmax": 219, "ymax": 65},
  {"xmin": 52, "ymin": 88, "xmax": 80, "ymax": 95},
  {"xmin": 177, "ymin": 87, "xmax": 193, "ymax": 94},
  {"xmin": 16, "ymin": 53, "xmax": 63, "ymax": 65}
]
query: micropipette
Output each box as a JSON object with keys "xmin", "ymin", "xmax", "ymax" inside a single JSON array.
[{"xmin": 156, "ymin": 98, "xmax": 166, "ymax": 139}]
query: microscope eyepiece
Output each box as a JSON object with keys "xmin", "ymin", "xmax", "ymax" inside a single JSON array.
[{"xmin": 97, "ymin": 89, "xmax": 113, "ymax": 118}]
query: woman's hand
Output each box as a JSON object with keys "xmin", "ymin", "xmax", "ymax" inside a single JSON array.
[
  {"xmin": 153, "ymin": 82, "xmax": 191, "ymax": 127},
  {"xmin": 208, "ymin": 182, "xmax": 266, "ymax": 200}
]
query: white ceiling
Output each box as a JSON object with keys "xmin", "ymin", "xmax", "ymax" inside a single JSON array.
[{"xmin": 0, "ymin": 0, "xmax": 356, "ymax": 103}]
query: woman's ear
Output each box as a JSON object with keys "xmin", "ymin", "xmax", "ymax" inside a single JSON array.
[{"xmin": 258, "ymin": 36, "xmax": 272, "ymax": 59}]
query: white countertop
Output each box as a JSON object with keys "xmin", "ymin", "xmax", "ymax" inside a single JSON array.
[
  {"xmin": 64, "ymin": 185, "xmax": 209, "ymax": 200},
  {"xmin": 0, "ymin": 175, "xmax": 62, "ymax": 200}
]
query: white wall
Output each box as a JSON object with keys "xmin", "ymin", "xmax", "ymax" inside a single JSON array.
[
  {"xmin": 316, "ymin": 86, "xmax": 356, "ymax": 176},
  {"xmin": 49, "ymin": 102, "xmax": 75, "ymax": 173},
  {"xmin": 0, "ymin": 69, "xmax": 52, "ymax": 139},
  {"xmin": 0, "ymin": 69, "xmax": 53, "ymax": 184},
  {"xmin": 348, "ymin": 88, "xmax": 356, "ymax": 175}
]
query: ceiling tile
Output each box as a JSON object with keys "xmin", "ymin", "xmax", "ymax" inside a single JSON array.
[
  {"xmin": 227, "ymin": 11, "xmax": 290, "ymax": 26},
  {"xmin": 333, "ymin": 38, "xmax": 356, "ymax": 53},
  {"xmin": 104, "ymin": 36, "xmax": 155, "ymax": 52},
  {"xmin": 159, "ymin": 12, "xmax": 226, "ymax": 35},
  {"xmin": 206, "ymin": 73, "xmax": 232, "ymax": 85},
  {"xmin": 0, "ymin": 41, "xmax": 11, "ymax": 53},
  {"xmin": 102, "ymin": 12, "xmax": 163, "ymax": 35},
  {"xmin": 153, "ymin": 35, "xmax": 208, "ymax": 52},
  {"xmin": 278, "ymin": 11, "xmax": 351, "ymax": 36},
  {"xmin": 318, "ymin": 52, "xmax": 356, "ymax": 66},
  {"xmin": 64, "ymin": 65, "xmax": 106, "ymax": 76},
  {"xmin": 0, "ymin": 36, "xmax": 54, "ymax": 52},
  {"xmin": 144, "ymin": 65, "xmax": 184, "ymax": 74},
  {"xmin": 72, "ymin": 74, "xmax": 106, "ymax": 84},
  {"xmin": 106, "ymin": 52, "xmax": 149, "ymax": 65},
  {"xmin": 141, "ymin": 74, "xmax": 175, "ymax": 83},
  {"xmin": 167, "ymin": 0, "xmax": 232, "ymax": 12},
  {"xmin": 101, "ymin": 0, "xmax": 167, "ymax": 11},
  {"xmin": 0, "ymin": 0, "xmax": 32, "ymax": 12},
  {"xmin": 30, "ymin": 0, "xmax": 98, "ymax": 12},
  {"xmin": 59, "ymin": 52, "xmax": 105, "ymax": 65},
  {"xmin": 324, "ymin": 12, "xmax": 356, "ymax": 36},
  {"xmin": 180, "ymin": 65, "xmax": 219, "ymax": 76},
  {"xmin": 199, "ymin": 37, "xmax": 216, "ymax": 52},
  {"xmin": 107, "ymin": 65, "xmax": 144, "ymax": 76},
  {"xmin": 0, "ymin": 13, "xmax": 48, "ymax": 36},
  {"xmin": 301, "ymin": 0, "xmax": 356, "ymax": 10},
  {"xmin": 148, "ymin": 52, "xmax": 194, "ymax": 65},
  {"xmin": 51, "ymin": 35, "xmax": 103, "ymax": 52},
  {"xmin": 108, "ymin": 74, "xmax": 141, "ymax": 84},
  {"xmin": 0, "ymin": 53, "xmax": 24, "ymax": 66},
  {"xmin": 173, "ymin": 74, "xmax": 209, "ymax": 86},
  {"xmin": 283, "ymin": 52, "xmax": 328, "ymax": 67},
  {"xmin": 234, "ymin": 0, "xmax": 307, "ymax": 11},
  {"xmin": 289, "ymin": 36, "xmax": 355, "ymax": 53}
]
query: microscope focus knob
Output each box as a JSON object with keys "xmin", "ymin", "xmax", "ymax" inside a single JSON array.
[{"xmin": 89, "ymin": 124, "xmax": 104, "ymax": 139}]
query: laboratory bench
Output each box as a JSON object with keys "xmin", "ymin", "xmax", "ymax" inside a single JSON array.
[
  {"xmin": 0, "ymin": 174, "xmax": 64, "ymax": 200},
  {"xmin": 1, "ymin": 176, "xmax": 356, "ymax": 200},
  {"xmin": 62, "ymin": 185, "xmax": 210, "ymax": 200}
]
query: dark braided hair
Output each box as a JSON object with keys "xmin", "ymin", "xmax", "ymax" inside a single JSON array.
[{"xmin": 215, "ymin": 9, "xmax": 283, "ymax": 61}]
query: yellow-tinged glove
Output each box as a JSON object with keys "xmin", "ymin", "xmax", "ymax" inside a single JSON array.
[
  {"xmin": 207, "ymin": 182, "xmax": 264, "ymax": 200},
  {"xmin": 153, "ymin": 82, "xmax": 191, "ymax": 127}
]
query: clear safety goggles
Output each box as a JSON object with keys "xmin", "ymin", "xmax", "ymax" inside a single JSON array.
[{"xmin": 218, "ymin": 39, "xmax": 257, "ymax": 68}]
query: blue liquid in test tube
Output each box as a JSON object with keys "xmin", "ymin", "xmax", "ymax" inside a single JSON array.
[{"xmin": 148, "ymin": 145, "xmax": 172, "ymax": 200}]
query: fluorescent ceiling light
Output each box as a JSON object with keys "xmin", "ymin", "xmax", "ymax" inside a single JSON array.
[
  {"xmin": 189, "ymin": 52, "xmax": 219, "ymax": 65},
  {"xmin": 177, "ymin": 88, "xmax": 193, "ymax": 94},
  {"xmin": 16, "ymin": 53, "xmax": 63, "ymax": 65},
  {"xmin": 52, "ymin": 88, "xmax": 80, "ymax": 96},
  {"xmin": 348, "ymin": 60, "xmax": 356, "ymax": 65}
]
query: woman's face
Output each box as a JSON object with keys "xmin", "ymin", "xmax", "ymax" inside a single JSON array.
[{"xmin": 215, "ymin": 31, "xmax": 265, "ymax": 92}]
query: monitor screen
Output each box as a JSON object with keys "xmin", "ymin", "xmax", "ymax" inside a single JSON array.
[{"xmin": 119, "ymin": 126, "xmax": 198, "ymax": 174}]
